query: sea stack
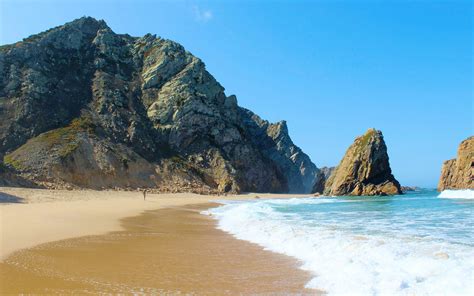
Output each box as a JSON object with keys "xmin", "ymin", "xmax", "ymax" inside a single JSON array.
[
  {"xmin": 437, "ymin": 136, "xmax": 473, "ymax": 191},
  {"xmin": 323, "ymin": 128, "xmax": 402, "ymax": 196}
]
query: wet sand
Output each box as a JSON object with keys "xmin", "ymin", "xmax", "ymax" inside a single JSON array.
[
  {"xmin": 0, "ymin": 187, "xmax": 310, "ymax": 260},
  {"xmin": 0, "ymin": 203, "xmax": 317, "ymax": 295}
]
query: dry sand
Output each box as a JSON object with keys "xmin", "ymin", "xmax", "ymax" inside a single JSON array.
[
  {"xmin": 0, "ymin": 187, "xmax": 317, "ymax": 294},
  {"xmin": 0, "ymin": 187, "xmax": 308, "ymax": 261}
]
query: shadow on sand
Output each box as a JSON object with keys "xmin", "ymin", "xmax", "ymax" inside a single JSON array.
[{"xmin": 0, "ymin": 192, "xmax": 24, "ymax": 203}]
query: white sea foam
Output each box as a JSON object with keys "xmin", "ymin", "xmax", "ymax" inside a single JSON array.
[
  {"xmin": 438, "ymin": 189, "xmax": 474, "ymax": 200},
  {"xmin": 204, "ymin": 198, "xmax": 474, "ymax": 296}
]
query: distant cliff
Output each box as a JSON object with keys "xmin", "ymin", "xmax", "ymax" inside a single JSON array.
[
  {"xmin": 438, "ymin": 136, "xmax": 473, "ymax": 191},
  {"xmin": 322, "ymin": 129, "xmax": 402, "ymax": 196},
  {"xmin": 312, "ymin": 166, "xmax": 335, "ymax": 194},
  {"xmin": 0, "ymin": 17, "xmax": 318, "ymax": 193}
]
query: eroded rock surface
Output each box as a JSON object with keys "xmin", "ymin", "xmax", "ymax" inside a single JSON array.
[
  {"xmin": 312, "ymin": 166, "xmax": 335, "ymax": 194},
  {"xmin": 323, "ymin": 129, "xmax": 402, "ymax": 196},
  {"xmin": 0, "ymin": 17, "xmax": 318, "ymax": 193},
  {"xmin": 438, "ymin": 136, "xmax": 473, "ymax": 191},
  {"xmin": 239, "ymin": 108, "xmax": 318, "ymax": 193}
]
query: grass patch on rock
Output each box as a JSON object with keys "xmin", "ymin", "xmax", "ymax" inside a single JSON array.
[
  {"xmin": 3, "ymin": 116, "xmax": 96, "ymax": 170},
  {"xmin": 3, "ymin": 154, "xmax": 25, "ymax": 171}
]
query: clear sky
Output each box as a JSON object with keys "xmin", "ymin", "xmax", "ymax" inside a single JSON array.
[{"xmin": 1, "ymin": 0, "xmax": 472, "ymax": 187}]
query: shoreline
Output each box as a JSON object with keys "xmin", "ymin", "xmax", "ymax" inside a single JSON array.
[
  {"xmin": 0, "ymin": 187, "xmax": 309, "ymax": 260},
  {"xmin": 0, "ymin": 195, "xmax": 317, "ymax": 294}
]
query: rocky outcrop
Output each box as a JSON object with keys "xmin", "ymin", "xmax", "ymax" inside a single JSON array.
[
  {"xmin": 312, "ymin": 166, "xmax": 335, "ymax": 194},
  {"xmin": 323, "ymin": 129, "xmax": 402, "ymax": 196},
  {"xmin": 239, "ymin": 108, "xmax": 318, "ymax": 193},
  {"xmin": 438, "ymin": 136, "xmax": 473, "ymax": 191},
  {"xmin": 0, "ymin": 17, "xmax": 318, "ymax": 193},
  {"xmin": 0, "ymin": 161, "xmax": 39, "ymax": 187}
]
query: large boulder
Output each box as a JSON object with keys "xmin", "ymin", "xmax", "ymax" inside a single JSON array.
[
  {"xmin": 323, "ymin": 128, "xmax": 402, "ymax": 196},
  {"xmin": 438, "ymin": 136, "xmax": 473, "ymax": 191}
]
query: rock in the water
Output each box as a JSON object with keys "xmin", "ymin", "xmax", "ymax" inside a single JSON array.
[
  {"xmin": 312, "ymin": 166, "xmax": 335, "ymax": 194},
  {"xmin": 323, "ymin": 128, "xmax": 402, "ymax": 196},
  {"xmin": 0, "ymin": 17, "xmax": 318, "ymax": 194},
  {"xmin": 400, "ymin": 186, "xmax": 419, "ymax": 192},
  {"xmin": 438, "ymin": 136, "xmax": 473, "ymax": 191}
]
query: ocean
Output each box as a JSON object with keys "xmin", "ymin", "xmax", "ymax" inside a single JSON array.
[{"xmin": 205, "ymin": 189, "xmax": 474, "ymax": 295}]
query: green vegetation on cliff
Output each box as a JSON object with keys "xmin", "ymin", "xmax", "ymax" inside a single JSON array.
[
  {"xmin": 0, "ymin": 17, "xmax": 317, "ymax": 193},
  {"xmin": 4, "ymin": 116, "xmax": 96, "ymax": 171}
]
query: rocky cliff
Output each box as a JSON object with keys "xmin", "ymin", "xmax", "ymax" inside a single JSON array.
[
  {"xmin": 311, "ymin": 166, "xmax": 335, "ymax": 194},
  {"xmin": 438, "ymin": 136, "xmax": 473, "ymax": 191},
  {"xmin": 239, "ymin": 108, "xmax": 318, "ymax": 193},
  {"xmin": 0, "ymin": 162, "xmax": 37, "ymax": 187},
  {"xmin": 323, "ymin": 129, "xmax": 402, "ymax": 196},
  {"xmin": 0, "ymin": 17, "xmax": 319, "ymax": 193}
]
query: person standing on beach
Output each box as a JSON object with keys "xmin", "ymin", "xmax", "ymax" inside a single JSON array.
[{"xmin": 143, "ymin": 189, "xmax": 147, "ymax": 201}]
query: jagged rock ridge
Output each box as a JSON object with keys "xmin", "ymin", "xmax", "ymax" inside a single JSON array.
[
  {"xmin": 322, "ymin": 128, "xmax": 402, "ymax": 196},
  {"xmin": 239, "ymin": 108, "xmax": 317, "ymax": 193},
  {"xmin": 438, "ymin": 136, "xmax": 473, "ymax": 191},
  {"xmin": 0, "ymin": 17, "xmax": 319, "ymax": 193}
]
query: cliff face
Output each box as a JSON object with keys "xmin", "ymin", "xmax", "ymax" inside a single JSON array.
[
  {"xmin": 312, "ymin": 166, "xmax": 335, "ymax": 194},
  {"xmin": 438, "ymin": 136, "xmax": 473, "ymax": 191},
  {"xmin": 323, "ymin": 129, "xmax": 402, "ymax": 196},
  {"xmin": 239, "ymin": 108, "xmax": 318, "ymax": 193},
  {"xmin": 0, "ymin": 17, "xmax": 318, "ymax": 193}
]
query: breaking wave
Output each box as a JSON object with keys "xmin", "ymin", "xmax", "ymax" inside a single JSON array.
[
  {"xmin": 438, "ymin": 189, "xmax": 474, "ymax": 200},
  {"xmin": 204, "ymin": 192, "xmax": 474, "ymax": 295}
]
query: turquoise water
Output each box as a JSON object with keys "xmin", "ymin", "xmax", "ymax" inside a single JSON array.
[
  {"xmin": 277, "ymin": 189, "xmax": 473, "ymax": 246},
  {"xmin": 207, "ymin": 189, "xmax": 474, "ymax": 295}
]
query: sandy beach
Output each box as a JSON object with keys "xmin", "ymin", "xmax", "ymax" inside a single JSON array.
[
  {"xmin": 0, "ymin": 187, "xmax": 307, "ymax": 260},
  {"xmin": 0, "ymin": 187, "xmax": 315, "ymax": 294}
]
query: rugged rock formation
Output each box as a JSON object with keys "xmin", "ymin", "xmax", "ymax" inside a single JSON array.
[
  {"xmin": 0, "ymin": 17, "xmax": 318, "ymax": 193},
  {"xmin": 0, "ymin": 162, "xmax": 38, "ymax": 187},
  {"xmin": 312, "ymin": 166, "xmax": 335, "ymax": 194},
  {"xmin": 239, "ymin": 108, "xmax": 318, "ymax": 193},
  {"xmin": 438, "ymin": 136, "xmax": 473, "ymax": 191},
  {"xmin": 323, "ymin": 129, "xmax": 402, "ymax": 196}
]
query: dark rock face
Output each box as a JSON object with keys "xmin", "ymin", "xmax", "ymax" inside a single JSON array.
[
  {"xmin": 0, "ymin": 17, "xmax": 318, "ymax": 193},
  {"xmin": 438, "ymin": 136, "xmax": 473, "ymax": 191},
  {"xmin": 323, "ymin": 129, "xmax": 402, "ymax": 196},
  {"xmin": 311, "ymin": 166, "xmax": 335, "ymax": 194},
  {"xmin": 239, "ymin": 108, "xmax": 318, "ymax": 193}
]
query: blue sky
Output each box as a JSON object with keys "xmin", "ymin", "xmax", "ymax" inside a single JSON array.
[{"xmin": 1, "ymin": 0, "xmax": 472, "ymax": 187}]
